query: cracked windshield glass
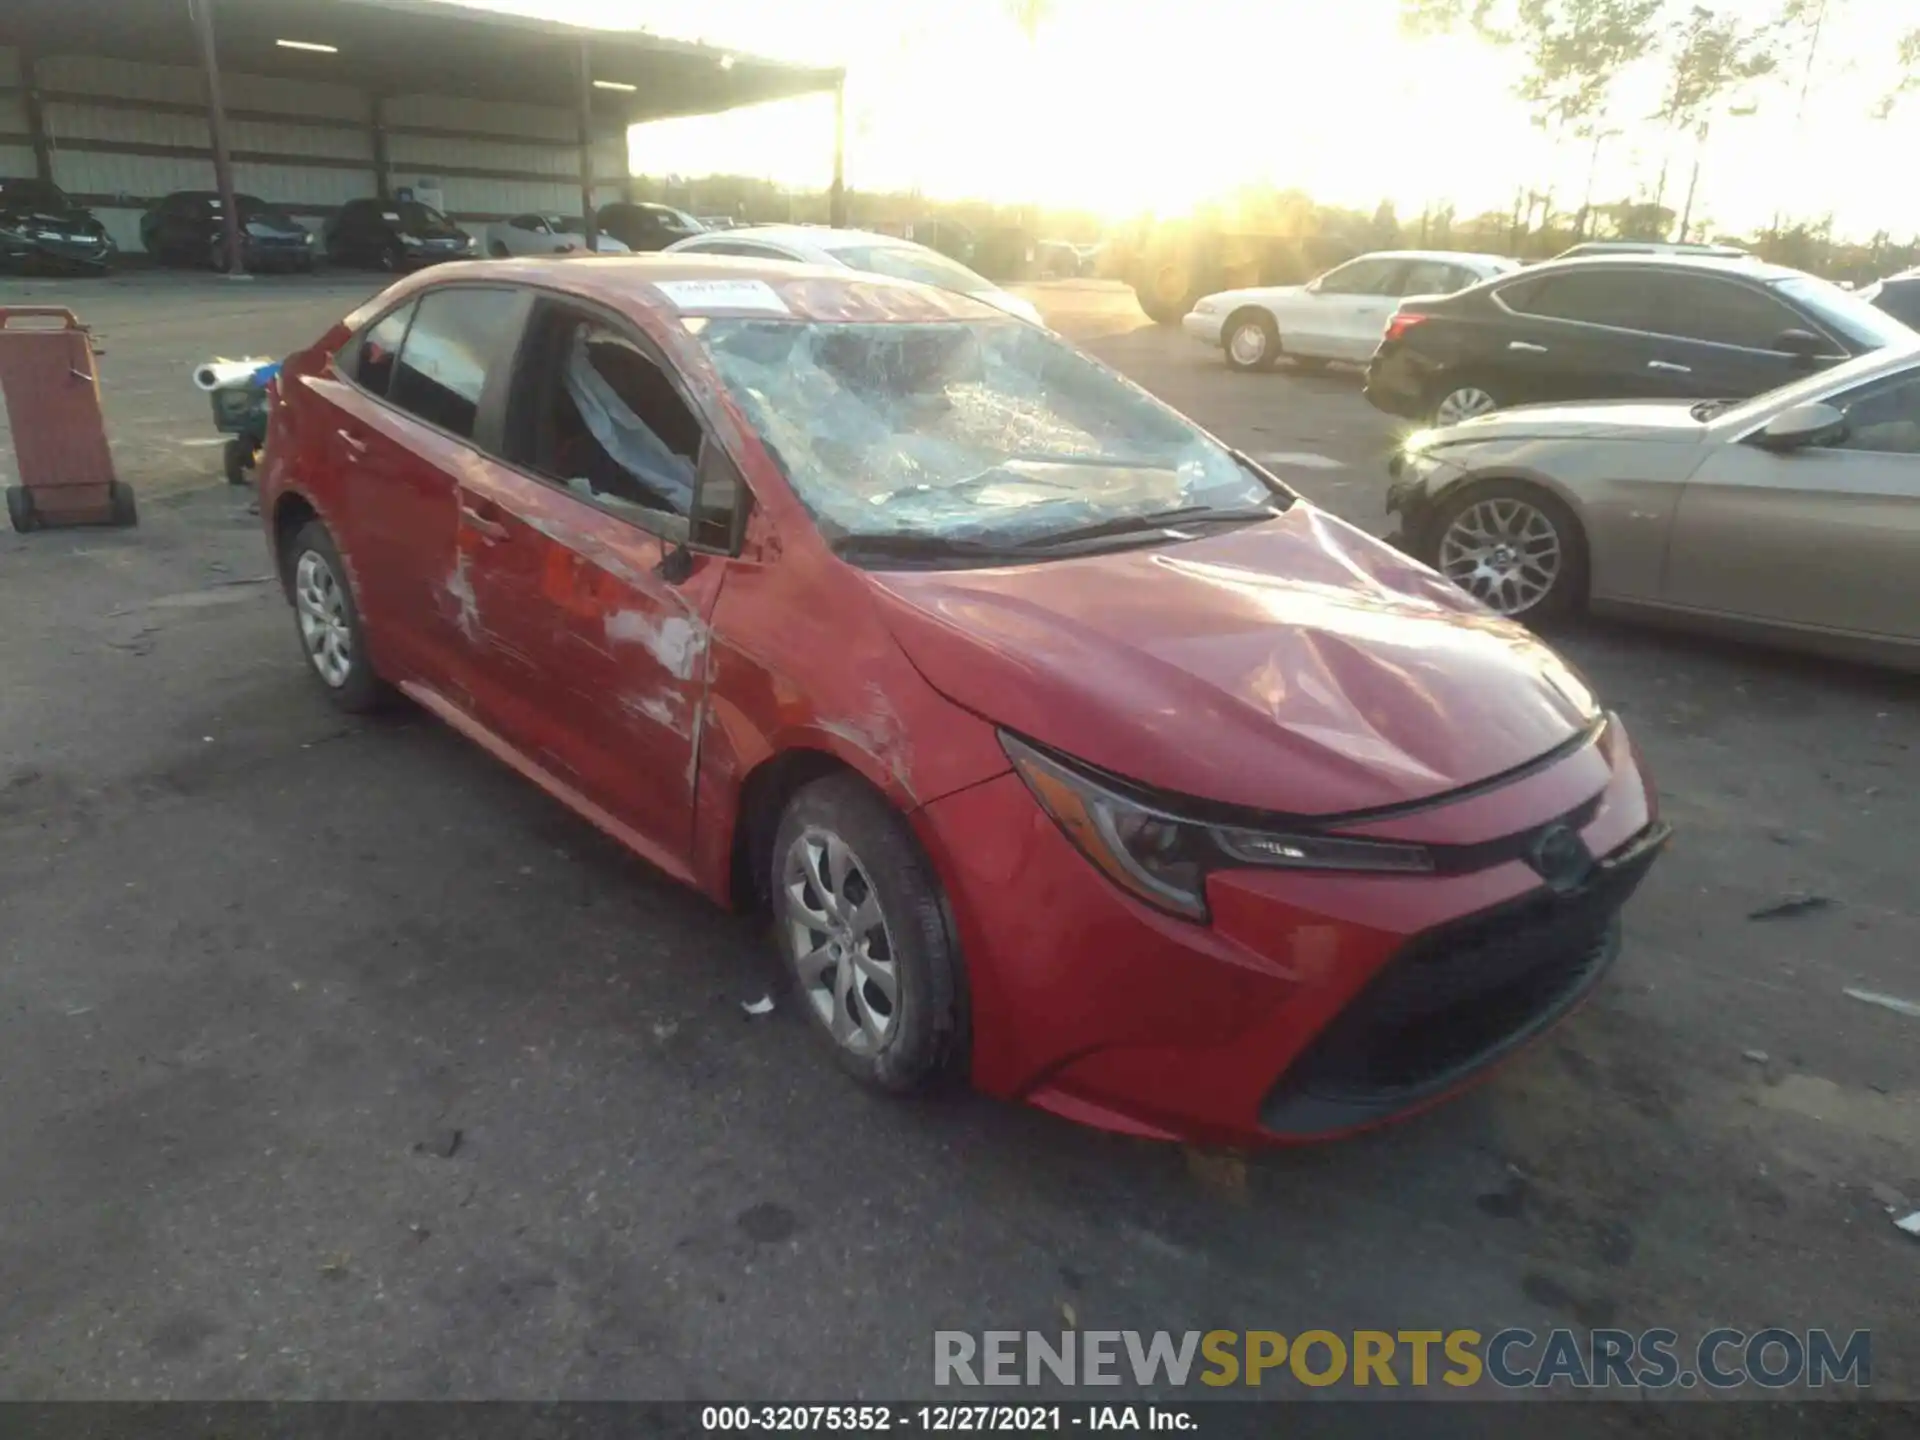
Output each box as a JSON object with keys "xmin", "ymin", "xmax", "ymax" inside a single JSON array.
[{"xmin": 701, "ymin": 318, "xmax": 1282, "ymax": 552}]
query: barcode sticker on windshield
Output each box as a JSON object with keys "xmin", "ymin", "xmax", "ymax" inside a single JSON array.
[{"xmin": 654, "ymin": 279, "xmax": 790, "ymax": 314}]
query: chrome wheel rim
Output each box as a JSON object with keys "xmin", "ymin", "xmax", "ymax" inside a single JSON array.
[
  {"xmin": 781, "ymin": 829, "xmax": 898, "ymax": 1056},
  {"xmin": 1228, "ymin": 322, "xmax": 1268, "ymax": 366},
  {"xmin": 1437, "ymin": 497, "xmax": 1563, "ymax": 616},
  {"xmin": 294, "ymin": 549, "xmax": 354, "ymax": 688},
  {"xmin": 1436, "ymin": 386, "xmax": 1497, "ymax": 424}
]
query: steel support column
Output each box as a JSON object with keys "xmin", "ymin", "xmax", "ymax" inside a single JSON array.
[
  {"xmin": 829, "ymin": 76, "xmax": 847, "ymax": 228},
  {"xmin": 20, "ymin": 50, "xmax": 54, "ymax": 185},
  {"xmin": 189, "ymin": 0, "xmax": 246, "ymax": 275},
  {"xmin": 576, "ymin": 40, "xmax": 597, "ymax": 251}
]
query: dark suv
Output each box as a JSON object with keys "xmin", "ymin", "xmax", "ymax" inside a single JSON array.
[
  {"xmin": 142, "ymin": 191, "xmax": 315, "ymax": 271},
  {"xmin": 1365, "ymin": 256, "xmax": 1913, "ymax": 426},
  {"xmin": 325, "ymin": 198, "xmax": 475, "ymax": 270},
  {"xmin": 594, "ymin": 201, "xmax": 704, "ymax": 252}
]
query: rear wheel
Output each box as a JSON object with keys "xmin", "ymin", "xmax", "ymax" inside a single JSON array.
[
  {"xmin": 1431, "ymin": 379, "xmax": 1502, "ymax": 426},
  {"xmin": 287, "ymin": 520, "xmax": 386, "ymax": 711},
  {"xmin": 1423, "ymin": 480, "xmax": 1586, "ymax": 623},
  {"xmin": 1223, "ymin": 310, "xmax": 1279, "ymax": 372},
  {"xmin": 772, "ymin": 775, "xmax": 964, "ymax": 1093}
]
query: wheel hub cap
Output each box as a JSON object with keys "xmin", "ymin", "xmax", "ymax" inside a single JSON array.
[
  {"xmin": 1438, "ymin": 387, "xmax": 1496, "ymax": 424},
  {"xmin": 782, "ymin": 830, "xmax": 898, "ymax": 1055},
  {"xmin": 1230, "ymin": 325, "xmax": 1266, "ymax": 364},
  {"xmin": 1436, "ymin": 498, "xmax": 1563, "ymax": 616},
  {"xmin": 294, "ymin": 550, "xmax": 353, "ymax": 687}
]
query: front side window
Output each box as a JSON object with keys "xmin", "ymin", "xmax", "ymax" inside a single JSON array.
[
  {"xmin": 699, "ymin": 318, "xmax": 1281, "ymax": 553},
  {"xmin": 1831, "ymin": 369, "xmax": 1920, "ymax": 455},
  {"xmin": 1398, "ymin": 260, "xmax": 1464, "ymax": 296},
  {"xmin": 387, "ymin": 288, "xmax": 525, "ymax": 438},
  {"xmin": 1315, "ymin": 258, "xmax": 1401, "ymax": 296},
  {"xmin": 1772, "ymin": 274, "xmax": 1914, "ymax": 351},
  {"xmin": 1639, "ymin": 275, "xmax": 1804, "ymax": 350}
]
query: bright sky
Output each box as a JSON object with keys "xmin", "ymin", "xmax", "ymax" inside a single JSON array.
[{"xmin": 462, "ymin": 0, "xmax": 1920, "ymax": 240}]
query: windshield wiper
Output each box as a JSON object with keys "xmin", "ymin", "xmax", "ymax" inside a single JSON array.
[
  {"xmin": 830, "ymin": 533, "xmax": 1039, "ymax": 566},
  {"xmin": 1690, "ymin": 398, "xmax": 1739, "ymax": 421},
  {"xmin": 1016, "ymin": 504, "xmax": 1285, "ymax": 551}
]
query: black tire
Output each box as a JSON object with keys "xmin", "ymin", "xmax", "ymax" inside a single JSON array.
[
  {"xmin": 108, "ymin": 480, "xmax": 138, "ymax": 528},
  {"xmin": 209, "ymin": 239, "xmax": 235, "ymax": 274},
  {"xmin": 1429, "ymin": 376, "xmax": 1504, "ymax": 427},
  {"xmin": 1418, "ymin": 478, "xmax": 1588, "ymax": 624},
  {"xmin": 6, "ymin": 485, "xmax": 36, "ymax": 534},
  {"xmin": 771, "ymin": 774, "xmax": 964, "ymax": 1094},
  {"xmin": 285, "ymin": 519, "xmax": 386, "ymax": 712},
  {"xmin": 1222, "ymin": 309, "xmax": 1279, "ymax": 373},
  {"xmin": 223, "ymin": 437, "xmax": 255, "ymax": 485}
]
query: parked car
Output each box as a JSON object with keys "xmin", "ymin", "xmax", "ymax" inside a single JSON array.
[
  {"xmin": 1859, "ymin": 267, "xmax": 1920, "ymax": 329},
  {"xmin": 695, "ymin": 215, "xmax": 740, "ymax": 231},
  {"xmin": 664, "ymin": 225, "xmax": 1044, "ymax": 325},
  {"xmin": 1384, "ymin": 341, "xmax": 1920, "ymax": 667},
  {"xmin": 595, "ymin": 201, "xmax": 705, "ymax": 252},
  {"xmin": 325, "ymin": 198, "xmax": 476, "ymax": 271},
  {"xmin": 1552, "ymin": 240, "xmax": 1750, "ymax": 261},
  {"xmin": 1183, "ymin": 251, "xmax": 1520, "ymax": 373},
  {"xmin": 0, "ymin": 177, "xmax": 114, "ymax": 273},
  {"xmin": 142, "ymin": 191, "xmax": 315, "ymax": 272},
  {"xmin": 1366, "ymin": 255, "xmax": 1913, "ymax": 426},
  {"xmin": 257, "ymin": 256, "xmax": 1667, "ymax": 1146},
  {"xmin": 484, "ymin": 213, "xmax": 629, "ymax": 258}
]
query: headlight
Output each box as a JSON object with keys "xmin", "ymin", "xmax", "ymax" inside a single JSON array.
[
  {"xmin": 1193, "ymin": 298, "xmax": 1221, "ymax": 314},
  {"xmin": 1003, "ymin": 734, "xmax": 1434, "ymax": 921}
]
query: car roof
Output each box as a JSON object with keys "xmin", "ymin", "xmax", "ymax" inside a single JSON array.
[
  {"xmin": 1356, "ymin": 249, "xmax": 1513, "ymax": 265},
  {"xmin": 363, "ymin": 253, "xmax": 1005, "ymax": 326},
  {"xmin": 1511, "ymin": 253, "xmax": 1806, "ymax": 283},
  {"xmin": 695, "ymin": 225, "xmax": 932, "ymax": 252}
]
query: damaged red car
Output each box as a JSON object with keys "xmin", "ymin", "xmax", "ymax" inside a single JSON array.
[{"xmin": 259, "ymin": 256, "xmax": 1668, "ymax": 1146}]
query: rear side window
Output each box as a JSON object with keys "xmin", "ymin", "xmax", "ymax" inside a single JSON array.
[
  {"xmin": 1501, "ymin": 270, "xmax": 1649, "ymax": 329},
  {"xmin": 388, "ymin": 287, "xmax": 526, "ymax": 438},
  {"xmin": 1875, "ymin": 279, "xmax": 1920, "ymax": 328},
  {"xmin": 1399, "ymin": 260, "xmax": 1466, "ymax": 296},
  {"xmin": 350, "ymin": 301, "xmax": 415, "ymax": 396},
  {"xmin": 1639, "ymin": 275, "xmax": 1804, "ymax": 349},
  {"xmin": 1316, "ymin": 257, "xmax": 1403, "ymax": 296}
]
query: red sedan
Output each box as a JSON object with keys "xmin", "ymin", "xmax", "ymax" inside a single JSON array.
[{"xmin": 259, "ymin": 256, "xmax": 1668, "ymax": 1146}]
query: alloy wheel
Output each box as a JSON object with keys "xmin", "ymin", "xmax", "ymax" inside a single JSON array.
[
  {"xmin": 781, "ymin": 828, "xmax": 899, "ymax": 1056},
  {"xmin": 294, "ymin": 549, "xmax": 354, "ymax": 688},
  {"xmin": 1435, "ymin": 385, "xmax": 1498, "ymax": 424},
  {"xmin": 1437, "ymin": 496, "xmax": 1563, "ymax": 617}
]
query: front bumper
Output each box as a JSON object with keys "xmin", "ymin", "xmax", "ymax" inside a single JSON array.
[
  {"xmin": 913, "ymin": 714, "xmax": 1663, "ymax": 1146},
  {"xmin": 0, "ymin": 235, "xmax": 113, "ymax": 272},
  {"xmin": 1182, "ymin": 310, "xmax": 1225, "ymax": 346}
]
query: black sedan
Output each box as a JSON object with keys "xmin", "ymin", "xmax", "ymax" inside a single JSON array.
[
  {"xmin": 323, "ymin": 197, "xmax": 475, "ymax": 271},
  {"xmin": 1365, "ymin": 255, "xmax": 1913, "ymax": 426},
  {"xmin": 141, "ymin": 191, "xmax": 316, "ymax": 272},
  {"xmin": 0, "ymin": 177, "xmax": 114, "ymax": 273}
]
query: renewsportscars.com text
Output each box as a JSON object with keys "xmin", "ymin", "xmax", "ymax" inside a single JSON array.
[{"xmin": 934, "ymin": 1328, "xmax": 1871, "ymax": 1391}]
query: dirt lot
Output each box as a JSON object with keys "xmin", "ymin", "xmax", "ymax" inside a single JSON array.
[{"xmin": 1, "ymin": 271, "xmax": 1916, "ymax": 1416}]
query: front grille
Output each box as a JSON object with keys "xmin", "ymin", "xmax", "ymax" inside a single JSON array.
[{"xmin": 1262, "ymin": 822, "xmax": 1668, "ymax": 1136}]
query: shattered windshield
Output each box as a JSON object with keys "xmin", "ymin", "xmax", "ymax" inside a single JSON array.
[{"xmin": 698, "ymin": 319, "xmax": 1283, "ymax": 553}]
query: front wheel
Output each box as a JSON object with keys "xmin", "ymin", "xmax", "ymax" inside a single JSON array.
[
  {"xmin": 6, "ymin": 485, "xmax": 36, "ymax": 534},
  {"xmin": 1223, "ymin": 310, "xmax": 1278, "ymax": 372},
  {"xmin": 1423, "ymin": 481, "xmax": 1587, "ymax": 622},
  {"xmin": 772, "ymin": 775, "xmax": 964, "ymax": 1093}
]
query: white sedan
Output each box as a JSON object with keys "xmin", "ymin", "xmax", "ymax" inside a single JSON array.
[
  {"xmin": 1184, "ymin": 250, "xmax": 1517, "ymax": 372},
  {"xmin": 663, "ymin": 225, "xmax": 1044, "ymax": 326},
  {"xmin": 485, "ymin": 213, "xmax": 629, "ymax": 258}
]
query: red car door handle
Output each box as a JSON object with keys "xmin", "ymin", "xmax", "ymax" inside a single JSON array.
[
  {"xmin": 335, "ymin": 427, "xmax": 368, "ymax": 455},
  {"xmin": 460, "ymin": 503, "xmax": 511, "ymax": 542}
]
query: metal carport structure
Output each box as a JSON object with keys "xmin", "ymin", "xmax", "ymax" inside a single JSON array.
[{"xmin": 0, "ymin": 0, "xmax": 846, "ymax": 265}]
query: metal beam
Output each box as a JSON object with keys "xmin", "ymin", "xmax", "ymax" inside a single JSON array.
[
  {"xmin": 576, "ymin": 39, "xmax": 597, "ymax": 250},
  {"xmin": 19, "ymin": 50, "xmax": 55, "ymax": 184},
  {"xmin": 188, "ymin": 0, "xmax": 246, "ymax": 275},
  {"xmin": 829, "ymin": 77, "xmax": 846, "ymax": 228},
  {"xmin": 371, "ymin": 92, "xmax": 391, "ymax": 200}
]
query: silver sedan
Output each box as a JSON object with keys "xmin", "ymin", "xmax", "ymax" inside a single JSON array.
[{"xmin": 1385, "ymin": 342, "xmax": 1920, "ymax": 670}]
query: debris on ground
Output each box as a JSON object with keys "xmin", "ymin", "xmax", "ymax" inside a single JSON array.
[
  {"xmin": 1895, "ymin": 1213, "xmax": 1920, "ymax": 1239},
  {"xmin": 1742, "ymin": 1049, "xmax": 1770, "ymax": 1065},
  {"xmin": 1748, "ymin": 894, "xmax": 1834, "ymax": 921},
  {"xmin": 412, "ymin": 1127, "xmax": 462, "ymax": 1159},
  {"xmin": 652, "ymin": 1019, "xmax": 679, "ymax": 1041},
  {"xmin": 1869, "ymin": 1182, "xmax": 1910, "ymax": 1212},
  {"xmin": 740, "ymin": 995, "xmax": 775, "ymax": 1016},
  {"xmin": 1842, "ymin": 988, "xmax": 1920, "ymax": 1020}
]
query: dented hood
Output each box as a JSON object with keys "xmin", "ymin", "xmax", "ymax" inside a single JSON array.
[{"xmin": 867, "ymin": 508, "xmax": 1599, "ymax": 817}]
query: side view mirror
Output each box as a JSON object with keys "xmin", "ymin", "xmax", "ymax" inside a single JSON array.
[
  {"xmin": 1773, "ymin": 329, "xmax": 1826, "ymax": 366},
  {"xmin": 1757, "ymin": 400, "xmax": 1846, "ymax": 451}
]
